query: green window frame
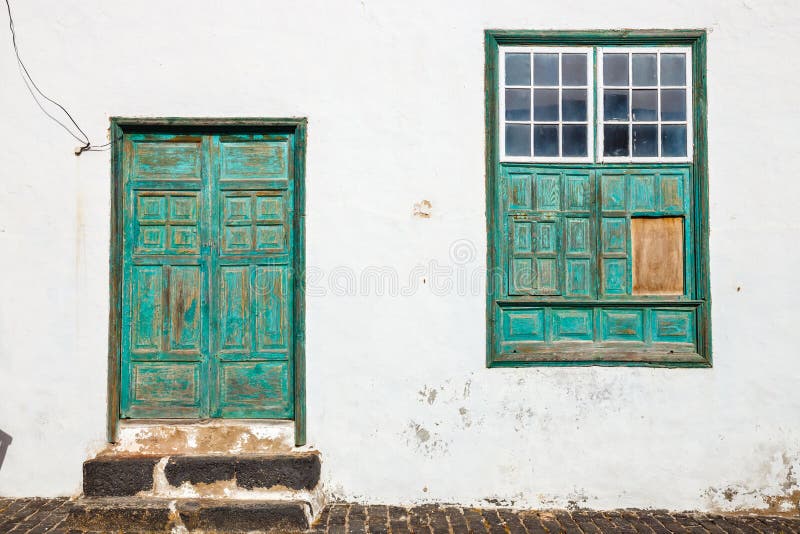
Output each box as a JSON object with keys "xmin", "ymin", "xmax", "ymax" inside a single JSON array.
[{"xmin": 485, "ymin": 30, "xmax": 710, "ymax": 367}]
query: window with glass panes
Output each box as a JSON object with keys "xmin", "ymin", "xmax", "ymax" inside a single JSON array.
[
  {"xmin": 598, "ymin": 48, "xmax": 692, "ymax": 161},
  {"xmin": 501, "ymin": 47, "xmax": 594, "ymax": 162},
  {"xmin": 486, "ymin": 31, "xmax": 710, "ymax": 367}
]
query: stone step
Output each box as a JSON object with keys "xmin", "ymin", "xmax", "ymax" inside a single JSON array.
[
  {"xmin": 165, "ymin": 454, "xmax": 321, "ymax": 491},
  {"xmin": 66, "ymin": 497, "xmax": 310, "ymax": 533},
  {"xmin": 83, "ymin": 452, "xmax": 321, "ymax": 498}
]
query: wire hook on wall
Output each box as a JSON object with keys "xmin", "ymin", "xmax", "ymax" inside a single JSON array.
[{"xmin": 4, "ymin": 0, "xmax": 108, "ymax": 156}]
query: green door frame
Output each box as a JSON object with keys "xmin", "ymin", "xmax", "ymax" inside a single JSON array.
[{"xmin": 107, "ymin": 117, "xmax": 307, "ymax": 446}]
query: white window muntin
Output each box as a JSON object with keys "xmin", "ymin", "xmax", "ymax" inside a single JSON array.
[
  {"xmin": 499, "ymin": 46, "xmax": 594, "ymax": 163},
  {"xmin": 597, "ymin": 46, "xmax": 693, "ymax": 163}
]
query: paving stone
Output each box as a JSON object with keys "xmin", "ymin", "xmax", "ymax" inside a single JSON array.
[
  {"xmin": 427, "ymin": 506, "xmax": 449, "ymax": 533},
  {"xmin": 463, "ymin": 507, "xmax": 490, "ymax": 533},
  {"xmin": 408, "ymin": 505, "xmax": 431, "ymax": 533},
  {"xmin": 519, "ymin": 511, "xmax": 552, "ymax": 534},
  {"xmin": 389, "ymin": 505, "xmax": 410, "ymax": 534},
  {"xmin": 639, "ymin": 512, "xmax": 673, "ymax": 534},
  {"xmin": 498, "ymin": 508, "xmax": 527, "ymax": 534},
  {"xmin": 0, "ymin": 498, "xmax": 42, "ymax": 532},
  {"xmin": 626, "ymin": 517, "xmax": 655, "ymax": 533},
  {"xmin": 692, "ymin": 514, "xmax": 730, "ymax": 534},
  {"xmin": 349, "ymin": 503, "xmax": 367, "ymax": 521},
  {"xmin": 734, "ymin": 517, "xmax": 769, "ymax": 534},
  {"xmin": 365, "ymin": 504, "xmax": 388, "ymax": 534},
  {"xmin": 614, "ymin": 511, "xmax": 654, "ymax": 534},
  {"xmin": 653, "ymin": 512, "xmax": 690, "ymax": 533},
  {"xmin": 540, "ymin": 510, "xmax": 570, "ymax": 533},
  {"xmin": 572, "ymin": 510, "xmax": 605, "ymax": 533},
  {"xmin": 2, "ymin": 499, "xmax": 800, "ymax": 533},
  {"xmin": 310, "ymin": 505, "xmax": 331, "ymax": 533},
  {"xmin": 348, "ymin": 503, "xmax": 367, "ymax": 534},
  {"xmin": 480, "ymin": 508, "xmax": 507, "ymax": 534},
  {"xmin": 328, "ymin": 503, "xmax": 349, "ymax": 526},
  {"xmin": 591, "ymin": 511, "xmax": 622, "ymax": 532},
  {"xmin": 444, "ymin": 506, "xmax": 469, "ymax": 533},
  {"xmin": 554, "ymin": 510, "xmax": 584, "ymax": 534},
  {"xmin": 0, "ymin": 498, "xmax": 15, "ymax": 515}
]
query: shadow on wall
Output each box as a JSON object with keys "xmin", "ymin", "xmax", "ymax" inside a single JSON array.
[{"xmin": 0, "ymin": 429, "xmax": 12, "ymax": 471}]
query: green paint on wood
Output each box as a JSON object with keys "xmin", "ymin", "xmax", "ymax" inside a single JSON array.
[
  {"xmin": 484, "ymin": 31, "xmax": 710, "ymax": 367},
  {"xmin": 109, "ymin": 119, "xmax": 307, "ymax": 443}
]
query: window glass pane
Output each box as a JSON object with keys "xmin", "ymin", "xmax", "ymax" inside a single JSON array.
[
  {"xmin": 661, "ymin": 53, "xmax": 686, "ymax": 85},
  {"xmin": 632, "ymin": 125, "xmax": 658, "ymax": 157},
  {"xmin": 533, "ymin": 89, "xmax": 559, "ymax": 121},
  {"xmin": 533, "ymin": 53, "xmax": 558, "ymax": 86},
  {"xmin": 604, "ymin": 124, "xmax": 629, "ymax": 156},
  {"xmin": 661, "ymin": 125, "xmax": 687, "ymax": 157},
  {"xmin": 562, "ymin": 89, "xmax": 587, "ymax": 121},
  {"xmin": 632, "ymin": 54, "xmax": 657, "ymax": 86},
  {"xmin": 505, "ymin": 124, "xmax": 531, "ymax": 156},
  {"xmin": 603, "ymin": 89, "xmax": 629, "ymax": 121},
  {"xmin": 660, "ymin": 89, "xmax": 686, "ymax": 121},
  {"xmin": 533, "ymin": 125, "xmax": 559, "ymax": 156},
  {"xmin": 632, "ymin": 89, "xmax": 657, "ymax": 121},
  {"xmin": 561, "ymin": 54, "xmax": 587, "ymax": 86},
  {"xmin": 562, "ymin": 124, "xmax": 587, "ymax": 157},
  {"xmin": 603, "ymin": 53, "xmax": 629, "ymax": 85},
  {"xmin": 505, "ymin": 53, "xmax": 531, "ymax": 86},
  {"xmin": 505, "ymin": 89, "xmax": 531, "ymax": 121}
]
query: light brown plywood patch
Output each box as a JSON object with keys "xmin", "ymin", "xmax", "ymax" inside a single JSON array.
[{"xmin": 631, "ymin": 217, "xmax": 684, "ymax": 295}]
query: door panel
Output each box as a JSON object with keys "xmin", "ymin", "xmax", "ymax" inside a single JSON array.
[
  {"xmin": 167, "ymin": 266, "xmax": 203, "ymax": 352},
  {"xmin": 131, "ymin": 139, "xmax": 203, "ymax": 181},
  {"xmin": 211, "ymin": 134, "xmax": 294, "ymax": 418},
  {"xmin": 218, "ymin": 139, "xmax": 289, "ymax": 181},
  {"xmin": 130, "ymin": 266, "xmax": 163, "ymax": 354},
  {"xmin": 253, "ymin": 266, "xmax": 290, "ymax": 352},
  {"xmin": 217, "ymin": 360, "xmax": 291, "ymax": 418},
  {"xmin": 121, "ymin": 132, "xmax": 294, "ymax": 419}
]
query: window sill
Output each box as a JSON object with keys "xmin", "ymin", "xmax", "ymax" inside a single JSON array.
[{"xmin": 490, "ymin": 341, "xmax": 708, "ymax": 367}]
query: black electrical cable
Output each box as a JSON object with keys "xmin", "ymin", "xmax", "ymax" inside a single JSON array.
[{"xmin": 4, "ymin": 0, "xmax": 105, "ymax": 155}]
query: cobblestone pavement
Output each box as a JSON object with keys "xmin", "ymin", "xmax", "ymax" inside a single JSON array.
[
  {"xmin": 1, "ymin": 498, "xmax": 799, "ymax": 533},
  {"xmin": 311, "ymin": 504, "xmax": 800, "ymax": 533},
  {"xmin": 0, "ymin": 498, "xmax": 70, "ymax": 533}
]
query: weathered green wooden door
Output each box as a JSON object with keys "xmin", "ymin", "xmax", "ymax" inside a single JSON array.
[{"xmin": 120, "ymin": 132, "xmax": 295, "ymax": 419}]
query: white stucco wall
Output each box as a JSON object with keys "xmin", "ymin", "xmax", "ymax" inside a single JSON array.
[{"xmin": 0, "ymin": 0, "xmax": 798, "ymax": 513}]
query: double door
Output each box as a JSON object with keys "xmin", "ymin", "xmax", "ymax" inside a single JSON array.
[{"xmin": 120, "ymin": 132, "xmax": 295, "ymax": 419}]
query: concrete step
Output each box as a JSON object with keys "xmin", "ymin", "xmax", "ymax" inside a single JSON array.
[
  {"xmin": 66, "ymin": 497, "xmax": 310, "ymax": 533},
  {"xmin": 83, "ymin": 452, "xmax": 321, "ymax": 497},
  {"xmin": 114, "ymin": 420, "xmax": 296, "ymax": 456}
]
